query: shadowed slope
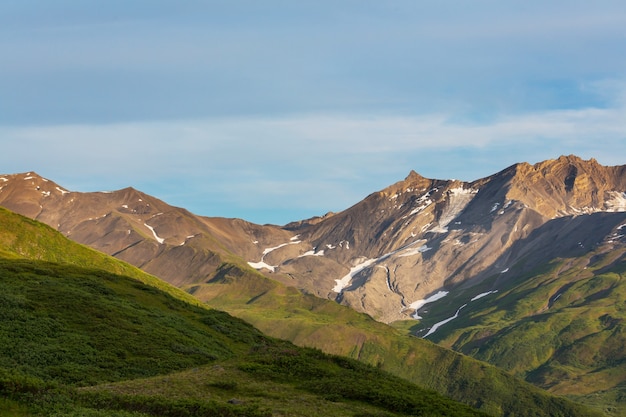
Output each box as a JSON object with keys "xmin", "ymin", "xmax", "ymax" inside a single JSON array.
[{"xmin": 411, "ymin": 214, "xmax": 626, "ymax": 415}]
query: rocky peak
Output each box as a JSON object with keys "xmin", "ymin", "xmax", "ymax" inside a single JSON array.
[
  {"xmin": 402, "ymin": 170, "xmax": 436, "ymax": 189},
  {"xmin": 0, "ymin": 171, "xmax": 64, "ymax": 189},
  {"xmin": 0, "ymin": 171, "xmax": 71, "ymax": 218},
  {"xmin": 505, "ymin": 155, "xmax": 626, "ymax": 218},
  {"xmin": 405, "ymin": 170, "xmax": 427, "ymax": 182},
  {"xmin": 375, "ymin": 170, "xmax": 457, "ymax": 208}
]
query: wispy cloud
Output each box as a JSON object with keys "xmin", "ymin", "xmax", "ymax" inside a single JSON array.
[{"xmin": 2, "ymin": 80, "xmax": 625, "ymax": 223}]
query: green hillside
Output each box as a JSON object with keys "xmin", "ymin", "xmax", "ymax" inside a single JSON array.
[
  {"xmin": 0, "ymin": 207, "xmax": 488, "ymax": 416},
  {"xmin": 418, "ymin": 243, "xmax": 626, "ymax": 416},
  {"xmin": 0, "ymin": 207, "xmax": 602, "ymax": 416},
  {"xmin": 0, "ymin": 207, "xmax": 203, "ymax": 307},
  {"xmin": 188, "ymin": 263, "xmax": 600, "ymax": 416}
]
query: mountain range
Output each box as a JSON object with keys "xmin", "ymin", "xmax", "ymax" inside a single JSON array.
[
  {"xmin": 1, "ymin": 154, "xmax": 625, "ymax": 415},
  {"xmin": 0, "ymin": 190, "xmax": 593, "ymax": 416}
]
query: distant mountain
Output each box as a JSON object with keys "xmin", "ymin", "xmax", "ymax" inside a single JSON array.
[
  {"xmin": 0, "ymin": 171, "xmax": 289, "ymax": 287},
  {"xmin": 2, "ymin": 154, "xmax": 625, "ymax": 414},
  {"xmin": 277, "ymin": 155, "xmax": 625, "ymax": 322},
  {"xmin": 3, "ymin": 156, "xmax": 623, "ymax": 322},
  {"xmin": 0, "ymin": 206, "xmax": 594, "ymax": 416}
]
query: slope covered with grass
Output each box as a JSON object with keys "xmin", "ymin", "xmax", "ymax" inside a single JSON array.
[
  {"xmin": 0, "ymin": 208, "xmax": 490, "ymax": 416},
  {"xmin": 189, "ymin": 262, "xmax": 600, "ymax": 417},
  {"xmin": 0, "ymin": 206, "xmax": 203, "ymax": 307},
  {"xmin": 420, "ymin": 242, "xmax": 626, "ymax": 416}
]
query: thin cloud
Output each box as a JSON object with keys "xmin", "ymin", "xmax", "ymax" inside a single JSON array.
[{"xmin": 2, "ymin": 82, "xmax": 625, "ymax": 223}]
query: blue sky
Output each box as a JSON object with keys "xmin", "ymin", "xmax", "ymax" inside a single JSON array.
[{"xmin": 1, "ymin": 1, "xmax": 625, "ymax": 224}]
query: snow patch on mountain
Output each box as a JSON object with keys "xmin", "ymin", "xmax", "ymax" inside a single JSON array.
[
  {"xmin": 299, "ymin": 249, "xmax": 324, "ymax": 257},
  {"xmin": 428, "ymin": 187, "xmax": 478, "ymax": 233},
  {"xmin": 605, "ymin": 191, "xmax": 626, "ymax": 212},
  {"xmin": 262, "ymin": 243, "xmax": 288, "ymax": 256},
  {"xmin": 377, "ymin": 265, "xmax": 393, "ymax": 291},
  {"xmin": 333, "ymin": 257, "xmax": 378, "ymax": 292},
  {"xmin": 247, "ymin": 260, "xmax": 276, "ymax": 272},
  {"xmin": 333, "ymin": 238, "xmax": 438, "ymax": 293},
  {"xmin": 607, "ymin": 224, "xmax": 626, "ymax": 243},
  {"xmin": 248, "ymin": 238, "xmax": 303, "ymax": 272},
  {"xmin": 144, "ymin": 223, "xmax": 164, "ymax": 244},
  {"xmin": 416, "ymin": 288, "xmax": 498, "ymax": 334},
  {"xmin": 179, "ymin": 234, "xmax": 197, "ymax": 246},
  {"xmin": 409, "ymin": 290, "xmax": 449, "ymax": 319},
  {"xmin": 423, "ymin": 304, "xmax": 467, "ymax": 338},
  {"xmin": 398, "ymin": 245, "xmax": 432, "ymax": 257},
  {"xmin": 409, "ymin": 198, "xmax": 433, "ymax": 215},
  {"xmin": 262, "ymin": 240, "xmax": 301, "ymax": 256},
  {"xmin": 470, "ymin": 290, "xmax": 498, "ymax": 301}
]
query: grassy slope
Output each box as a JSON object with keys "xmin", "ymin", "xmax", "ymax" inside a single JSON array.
[
  {"xmin": 0, "ymin": 208, "xmax": 487, "ymax": 417},
  {"xmin": 0, "ymin": 207, "xmax": 203, "ymax": 307},
  {"xmin": 420, "ymin": 245, "xmax": 626, "ymax": 416},
  {"xmin": 188, "ymin": 263, "xmax": 599, "ymax": 417}
]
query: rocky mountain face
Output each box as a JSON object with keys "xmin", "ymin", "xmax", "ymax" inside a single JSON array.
[
  {"xmin": 1, "ymin": 155, "xmax": 625, "ymax": 325},
  {"xmin": 254, "ymin": 155, "xmax": 626, "ymax": 322}
]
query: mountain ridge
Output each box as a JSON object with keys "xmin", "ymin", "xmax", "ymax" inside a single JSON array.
[{"xmin": 2, "ymin": 155, "xmax": 624, "ymax": 322}]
